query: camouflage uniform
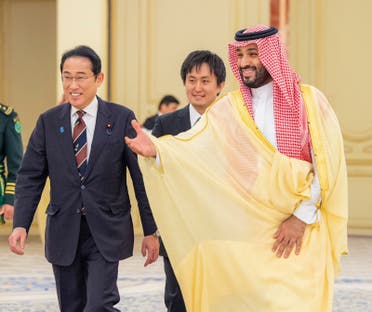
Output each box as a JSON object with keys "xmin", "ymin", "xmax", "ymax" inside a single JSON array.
[{"xmin": 0, "ymin": 103, "xmax": 23, "ymax": 223}]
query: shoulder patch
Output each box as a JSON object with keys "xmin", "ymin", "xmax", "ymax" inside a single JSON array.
[
  {"xmin": 15, "ymin": 121, "xmax": 22, "ymax": 133},
  {"xmin": 14, "ymin": 117, "xmax": 22, "ymax": 133},
  {"xmin": 0, "ymin": 103, "xmax": 14, "ymax": 115}
]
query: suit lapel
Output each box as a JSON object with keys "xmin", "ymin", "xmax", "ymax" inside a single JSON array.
[
  {"xmin": 58, "ymin": 104, "xmax": 80, "ymax": 179},
  {"xmin": 84, "ymin": 98, "xmax": 111, "ymax": 179},
  {"xmin": 177, "ymin": 105, "xmax": 191, "ymax": 131}
]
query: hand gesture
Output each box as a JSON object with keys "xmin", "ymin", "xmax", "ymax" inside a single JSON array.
[{"xmin": 125, "ymin": 120, "xmax": 157, "ymax": 157}]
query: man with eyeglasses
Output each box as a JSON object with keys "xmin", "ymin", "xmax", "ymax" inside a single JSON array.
[{"xmin": 8, "ymin": 45, "xmax": 160, "ymax": 311}]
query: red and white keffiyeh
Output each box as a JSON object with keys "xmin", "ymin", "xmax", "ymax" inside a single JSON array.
[{"xmin": 228, "ymin": 25, "xmax": 312, "ymax": 162}]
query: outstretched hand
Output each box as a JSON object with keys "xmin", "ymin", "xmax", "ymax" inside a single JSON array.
[{"xmin": 125, "ymin": 120, "xmax": 157, "ymax": 157}]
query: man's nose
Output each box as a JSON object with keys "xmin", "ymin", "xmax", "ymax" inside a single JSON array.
[
  {"xmin": 194, "ymin": 81, "xmax": 203, "ymax": 91},
  {"xmin": 241, "ymin": 57, "xmax": 251, "ymax": 68},
  {"xmin": 70, "ymin": 79, "xmax": 79, "ymax": 88}
]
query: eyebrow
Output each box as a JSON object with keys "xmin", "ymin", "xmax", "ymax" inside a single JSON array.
[
  {"xmin": 62, "ymin": 70, "xmax": 90, "ymax": 75},
  {"xmin": 187, "ymin": 75, "xmax": 212, "ymax": 79}
]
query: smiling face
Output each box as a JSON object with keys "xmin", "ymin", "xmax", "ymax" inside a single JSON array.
[
  {"xmin": 236, "ymin": 43, "xmax": 272, "ymax": 88},
  {"xmin": 184, "ymin": 63, "xmax": 224, "ymax": 114},
  {"xmin": 61, "ymin": 56, "xmax": 104, "ymax": 110}
]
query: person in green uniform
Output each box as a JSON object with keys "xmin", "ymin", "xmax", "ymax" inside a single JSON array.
[{"xmin": 0, "ymin": 102, "xmax": 23, "ymax": 224}]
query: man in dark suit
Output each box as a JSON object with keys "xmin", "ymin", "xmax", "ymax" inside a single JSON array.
[
  {"xmin": 8, "ymin": 45, "xmax": 160, "ymax": 312},
  {"xmin": 142, "ymin": 95, "xmax": 180, "ymax": 132},
  {"xmin": 152, "ymin": 50, "xmax": 226, "ymax": 312}
]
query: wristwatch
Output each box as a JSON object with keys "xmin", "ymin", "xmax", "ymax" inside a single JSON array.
[{"xmin": 153, "ymin": 229, "xmax": 161, "ymax": 238}]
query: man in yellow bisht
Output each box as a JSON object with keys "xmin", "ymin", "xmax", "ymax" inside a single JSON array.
[{"xmin": 126, "ymin": 25, "xmax": 348, "ymax": 312}]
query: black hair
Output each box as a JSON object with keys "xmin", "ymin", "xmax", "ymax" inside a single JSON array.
[
  {"xmin": 158, "ymin": 95, "xmax": 180, "ymax": 110},
  {"xmin": 180, "ymin": 50, "xmax": 226, "ymax": 85},
  {"xmin": 60, "ymin": 45, "xmax": 101, "ymax": 75}
]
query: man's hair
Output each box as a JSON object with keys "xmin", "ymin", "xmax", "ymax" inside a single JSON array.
[
  {"xmin": 180, "ymin": 50, "xmax": 226, "ymax": 85},
  {"xmin": 60, "ymin": 45, "xmax": 101, "ymax": 75},
  {"xmin": 158, "ymin": 95, "xmax": 180, "ymax": 110}
]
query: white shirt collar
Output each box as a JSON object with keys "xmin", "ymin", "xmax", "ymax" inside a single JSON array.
[
  {"xmin": 251, "ymin": 81, "xmax": 273, "ymax": 100},
  {"xmin": 189, "ymin": 104, "xmax": 202, "ymax": 126},
  {"xmin": 71, "ymin": 96, "xmax": 98, "ymax": 118},
  {"xmin": 251, "ymin": 81, "xmax": 277, "ymax": 148}
]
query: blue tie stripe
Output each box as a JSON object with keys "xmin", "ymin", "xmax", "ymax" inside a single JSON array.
[{"xmin": 72, "ymin": 111, "xmax": 88, "ymax": 177}]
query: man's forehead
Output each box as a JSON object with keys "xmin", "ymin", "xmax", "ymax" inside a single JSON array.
[
  {"xmin": 187, "ymin": 64, "xmax": 213, "ymax": 76},
  {"xmin": 236, "ymin": 43, "xmax": 258, "ymax": 51}
]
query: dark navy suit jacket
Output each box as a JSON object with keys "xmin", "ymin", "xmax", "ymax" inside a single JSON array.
[
  {"xmin": 142, "ymin": 114, "xmax": 158, "ymax": 131},
  {"xmin": 152, "ymin": 105, "xmax": 191, "ymax": 137},
  {"xmin": 14, "ymin": 97, "xmax": 157, "ymax": 266}
]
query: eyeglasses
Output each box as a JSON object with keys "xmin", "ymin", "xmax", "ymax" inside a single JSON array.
[{"xmin": 61, "ymin": 74, "xmax": 96, "ymax": 84}]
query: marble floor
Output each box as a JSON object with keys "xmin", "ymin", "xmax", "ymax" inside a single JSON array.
[{"xmin": 0, "ymin": 235, "xmax": 371, "ymax": 311}]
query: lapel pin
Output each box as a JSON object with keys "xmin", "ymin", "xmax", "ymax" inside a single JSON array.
[
  {"xmin": 106, "ymin": 122, "xmax": 112, "ymax": 135},
  {"xmin": 60, "ymin": 126, "xmax": 65, "ymax": 133}
]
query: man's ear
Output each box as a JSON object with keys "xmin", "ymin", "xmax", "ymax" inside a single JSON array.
[
  {"xmin": 216, "ymin": 81, "xmax": 226, "ymax": 96},
  {"xmin": 96, "ymin": 72, "xmax": 104, "ymax": 86}
]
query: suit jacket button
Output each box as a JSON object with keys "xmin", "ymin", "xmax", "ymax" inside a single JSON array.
[{"xmin": 80, "ymin": 207, "xmax": 87, "ymax": 215}]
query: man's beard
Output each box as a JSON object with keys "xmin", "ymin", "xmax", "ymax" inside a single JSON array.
[{"xmin": 239, "ymin": 65, "xmax": 271, "ymax": 88}]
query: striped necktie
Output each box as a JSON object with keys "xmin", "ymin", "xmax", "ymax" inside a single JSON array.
[
  {"xmin": 73, "ymin": 110, "xmax": 87, "ymax": 178},
  {"xmin": 193, "ymin": 116, "xmax": 201, "ymax": 127}
]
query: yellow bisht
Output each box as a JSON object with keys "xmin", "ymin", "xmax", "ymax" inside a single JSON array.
[{"xmin": 139, "ymin": 85, "xmax": 348, "ymax": 312}]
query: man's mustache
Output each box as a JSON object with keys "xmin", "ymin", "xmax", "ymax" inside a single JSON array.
[{"xmin": 239, "ymin": 65, "xmax": 256, "ymax": 71}]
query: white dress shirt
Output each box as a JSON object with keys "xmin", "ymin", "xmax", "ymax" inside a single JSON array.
[
  {"xmin": 70, "ymin": 97, "xmax": 98, "ymax": 161},
  {"xmin": 252, "ymin": 82, "xmax": 320, "ymax": 224},
  {"xmin": 189, "ymin": 104, "xmax": 202, "ymax": 127}
]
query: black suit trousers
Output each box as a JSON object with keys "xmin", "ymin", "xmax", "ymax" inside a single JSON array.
[
  {"xmin": 52, "ymin": 217, "xmax": 120, "ymax": 312},
  {"xmin": 163, "ymin": 255, "xmax": 187, "ymax": 312}
]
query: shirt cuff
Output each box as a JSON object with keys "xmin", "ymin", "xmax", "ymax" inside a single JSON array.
[
  {"xmin": 293, "ymin": 203, "xmax": 318, "ymax": 224},
  {"xmin": 3, "ymin": 194, "xmax": 15, "ymax": 206},
  {"xmin": 155, "ymin": 152, "xmax": 161, "ymax": 167},
  {"xmin": 293, "ymin": 165, "xmax": 321, "ymax": 224}
]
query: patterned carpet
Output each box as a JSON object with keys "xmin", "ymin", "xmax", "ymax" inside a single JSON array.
[
  {"xmin": 0, "ymin": 235, "xmax": 371, "ymax": 311},
  {"xmin": 0, "ymin": 275, "xmax": 165, "ymax": 311}
]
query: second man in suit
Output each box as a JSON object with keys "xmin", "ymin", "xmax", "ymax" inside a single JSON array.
[
  {"xmin": 8, "ymin": 45, "xmax": 160, "ymax": 311},
  {"xmin": 152, "ymin": 50, "xmax": 226, "ymax": 312}
]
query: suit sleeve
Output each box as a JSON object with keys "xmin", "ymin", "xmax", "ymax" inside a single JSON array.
[
  {"xmin": 125, "ymin": 111, "xmax": 157, "ymax": 235},
  {"xmin": 151, "ymin": 117, "xmax": 164, "ymax": 138},
  {"xmin": 142, "ymin": 117, "xmax": 153, "ymax": 130},
  {"xmin": 13, "ymin": 115, "xmax": 48, "ymax": 232}
]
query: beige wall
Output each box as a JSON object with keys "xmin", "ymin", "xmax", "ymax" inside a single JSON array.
[
  {"xmin": 0, "ymin": 0, "xmax": 56, "ymax": 145},
  {"xmin": 110, "ymin": 0, "xmax": 270, "ymax": 122},
  {"xmin": 0, "ymin": 0, "xmax": 56, "ymax": 235},
  {"xmin": 290, "ymin": 1, "xmax": 372, "ymax": 233}
]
